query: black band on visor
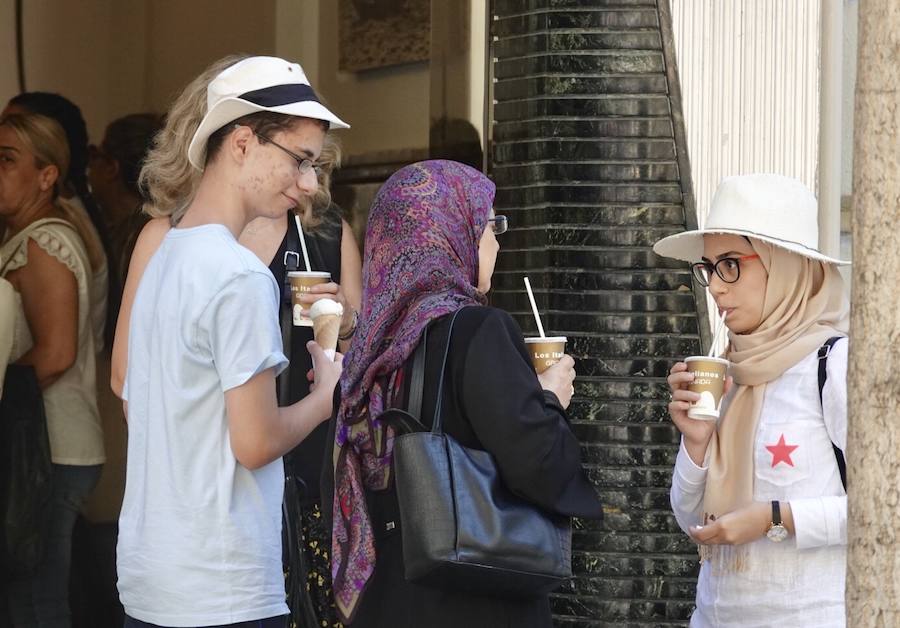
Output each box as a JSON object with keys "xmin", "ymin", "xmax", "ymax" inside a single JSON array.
[{"xmin": 239, "ymin": 83, "xmax": 320, "ymax": 108}]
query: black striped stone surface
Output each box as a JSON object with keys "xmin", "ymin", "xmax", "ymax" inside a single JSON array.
[{"xmin": 488, "ymin": 0, "xmax": 704, "ymax": 625}]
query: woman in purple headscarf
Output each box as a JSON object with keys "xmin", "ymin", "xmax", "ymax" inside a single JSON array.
[{"xmin": 325, "ymin": 160, "xmax": 602, "ymax": 627}]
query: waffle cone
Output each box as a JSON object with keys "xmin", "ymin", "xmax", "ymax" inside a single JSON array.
[{"xmin": 312, "ymin": 313, "xmax": 341, "ymax": 356}]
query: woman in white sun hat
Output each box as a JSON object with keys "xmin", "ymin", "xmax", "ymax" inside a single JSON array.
[
  {"xmin": 654, "ymin": 173, "xmax": 850, "ymax": 627},
  {"xmin": 116, "ymin": 56, "xmax": 347, "ymax": 628}
]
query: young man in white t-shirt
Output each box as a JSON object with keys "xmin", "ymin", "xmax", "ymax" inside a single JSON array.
[{"xmin": 117, "ymin": 56, "xmax": 349, "ymax": 628}]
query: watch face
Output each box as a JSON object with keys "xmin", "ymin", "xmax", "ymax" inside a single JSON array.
[{"xmin": 767, "ymin": 524, "xmax": 788, "ymax": 543}]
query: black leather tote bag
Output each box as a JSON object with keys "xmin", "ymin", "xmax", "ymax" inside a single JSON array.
[
  {"xmin": 387, "ymin": 308, "xmax": 572, "ymax": 596},
  {"xmin": 0, "ymin": 364, "xmax": 53, "ymax": 581}
]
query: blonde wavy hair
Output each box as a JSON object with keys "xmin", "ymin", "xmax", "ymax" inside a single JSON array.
[
  {"xmin": 298, "ymin": 132, "xmax": 342, "ymax": 232},
  {"xmin": 140, "ymin": 54, "xmax": 338, "ymax": 227},
  {"xmin": 139, "ymin": 54, "xmax": 247, "ymax": 224},
  {"xmin": 1, "ymin": 112, "xmax": 105, "ymax": 272}
]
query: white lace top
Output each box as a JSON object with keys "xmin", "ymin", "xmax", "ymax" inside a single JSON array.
[{"xmin": 2, "ymin": 220, "xmax": 106, "ymax": 465}]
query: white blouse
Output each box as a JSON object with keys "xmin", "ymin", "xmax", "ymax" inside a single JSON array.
[
  {"xmin": 671, "ymin": 340, "xmax": 848, "ymax": 628},
  {"xmin": 3, "ymin": 222, "xmax": 106, "ymax": 465}
]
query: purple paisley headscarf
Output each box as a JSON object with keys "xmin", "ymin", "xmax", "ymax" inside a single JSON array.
[{"xmin": 331, "ymin": 160, "xmax": 495, "ymax": 621}]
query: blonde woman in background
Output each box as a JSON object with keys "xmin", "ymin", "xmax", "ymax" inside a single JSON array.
[{"xmin": 0, "ymin": 112, "xmax": 107, "ymax": 626}]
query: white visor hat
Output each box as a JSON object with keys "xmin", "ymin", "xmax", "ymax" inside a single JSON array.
[{"xmin": 187, "ymin": 56, "xmax": 349, "ymax": 170}]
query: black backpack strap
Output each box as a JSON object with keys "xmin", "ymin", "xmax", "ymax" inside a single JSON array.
[
  {"xmin": 817, "ymin": 337, "xmax": 846, "ymax": 491},
  {"xmin": 275, "ymin": 220, "xmax": 302, "ymax": 406},
  {"xmin": 283, "ymin": 214, "xmax": 302, "ymax": 274}
]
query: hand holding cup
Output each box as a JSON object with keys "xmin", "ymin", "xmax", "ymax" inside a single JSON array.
[
  {"xmin": 667, "ymin": 361, "xmax": 733, "ymax": 465},
  {"xmin": 288, "ymin": 271, "xmax": 331, "ymax": 326},
  {"xmin": 537, "ymin": 354, "xmax": 576, "ymax": 409}
]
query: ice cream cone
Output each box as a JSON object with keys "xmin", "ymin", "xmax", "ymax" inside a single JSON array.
[
  {"xmin": 313, "ymin": 314, "xmax": 341, "ymax": 359},
  {"xmin": 309, "ymin": 298, "xmax": 344, "ymax": 360}
]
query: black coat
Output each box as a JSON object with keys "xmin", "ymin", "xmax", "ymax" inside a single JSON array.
[{"xmin": 326, "ymin": 306, "xmax": 602, "ymax": 628}]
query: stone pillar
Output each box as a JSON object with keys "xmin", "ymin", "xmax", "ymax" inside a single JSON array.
[
  {"xmin": 846, "ymin": 0, "xmax": 900, "ymax": 625},
  {"xmin": 489, "ymin": 0, "xmax": 705, "ymax": 623}
]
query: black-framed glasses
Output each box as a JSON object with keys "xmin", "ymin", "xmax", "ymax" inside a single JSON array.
[
  {"xmin": 253, "ymin": 131, "xmax": 321, "ymax": 176},
  {"xmin": 488, "ymin": 215, "xmax": 508, "ymax": 235},
  {"xmin": 691, "ymin": 254, "xmax": 760, "ymax": 287}
]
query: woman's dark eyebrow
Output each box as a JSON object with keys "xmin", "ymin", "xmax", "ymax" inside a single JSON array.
[
  {"xmin": 0, "ymin": 145, "xmax": 20, "ymax": 152},
  {"xmin": 701, "ymin": 251, "xmax": 747, "ymax": 263}
]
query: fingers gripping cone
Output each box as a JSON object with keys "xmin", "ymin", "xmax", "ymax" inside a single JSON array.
[{"xmin": 309, "ymin": 298, "xmax": 343, "ymax": 360}]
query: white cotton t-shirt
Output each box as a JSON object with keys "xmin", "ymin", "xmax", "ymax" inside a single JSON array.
[{"xmin": 117, "ymin": 224, "xmax": 289, "ymax": 626}]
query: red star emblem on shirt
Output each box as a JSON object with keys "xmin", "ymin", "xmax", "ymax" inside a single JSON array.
[{"xmin": 766, "ymin": 434, "xmax": 799, "ymax": 467}]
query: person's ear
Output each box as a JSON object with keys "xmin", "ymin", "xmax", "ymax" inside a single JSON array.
[
  {"xmin": 228, "ymin": 125, "xmax": 253, "ymax": 165},
  {"xmin": 38, "ymin": 164, "xmax": 59, "ymax": 193},
  {"xmin": 108, "ymin": 158, "xmax": 121, "ymax": 181}
]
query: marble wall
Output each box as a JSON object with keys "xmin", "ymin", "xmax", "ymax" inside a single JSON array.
[{"xmin": 489, "ymin": 0, "xmax": 705, "ymax": 624}]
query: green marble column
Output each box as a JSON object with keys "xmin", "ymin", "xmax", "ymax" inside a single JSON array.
[{"xmin": 489, "ymin": 0, "xmax": 706, "ymax": 624}]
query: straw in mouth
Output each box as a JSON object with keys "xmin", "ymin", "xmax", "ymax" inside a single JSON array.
[
  {"xmin": 708, "ymin": 310, "xmax": 728, "ymax": 357},
  {"xmin": 523, "ymin": 276, "xmax": 546, "ymax": 338},
  {"xmin": 294, "ymin": 211, "xmax": 312, "ymax": 272}
]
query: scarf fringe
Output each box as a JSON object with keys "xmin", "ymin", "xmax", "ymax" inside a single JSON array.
[{"xmin": 699, "ymin": 543, "xmax": 750, "ymax": 575}]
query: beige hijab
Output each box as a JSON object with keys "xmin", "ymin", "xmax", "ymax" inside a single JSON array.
[{"xmin": 700, "ymin": 239, "xmax": 849, "ymax": 567}]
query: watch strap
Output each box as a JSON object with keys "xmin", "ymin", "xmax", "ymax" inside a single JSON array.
[{"xmin": 771, "ymin": 500, "xmax": 782, "ymax": 526}]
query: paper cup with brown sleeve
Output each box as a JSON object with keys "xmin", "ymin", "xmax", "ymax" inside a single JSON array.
[
  {"xmin": 684, "ymin": 356, "xmax": 729, "ymax": 421},
  {"xmin": 288, "ymin": 271, "xmax": 331, "ymax": 327},
  {"xmin": 523, "ymin": 336, "xmax": 567, "ymax": 374}
]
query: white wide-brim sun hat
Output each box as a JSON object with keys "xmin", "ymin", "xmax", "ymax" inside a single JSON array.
[
  {"xmin": 653, "ymin": 173, "xmax": 850, "ymax": 266},
  {"xmin": 187, "ymin": 56, "xmax": 349, "ymax": 170}
]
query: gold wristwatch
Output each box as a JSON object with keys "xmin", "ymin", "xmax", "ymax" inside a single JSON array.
[{"xmin": 765, "ymin": 500, "xmax": 788, "ymax": 542}]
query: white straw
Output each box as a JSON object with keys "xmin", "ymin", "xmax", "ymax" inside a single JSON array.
[
  {"xmin": 708, "ymin": 310, "xmax": 728, "ymax": 357},
  {"xmin": 293, "ymin": 212, "xmax": 312, "ymax": 271},
  {"xmin": 523, "ymin": 277, "xmax": 546, "ymax": 338}
]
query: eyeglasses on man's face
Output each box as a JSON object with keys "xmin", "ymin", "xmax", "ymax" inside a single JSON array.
[
  {"xmin": 253, "ymin": 131, "xmax": 321, "ymax": 176},
  {"xmin": 488, "ymin": 215, "xmax": 508, "ymax": 235},
  {"xmin": 691, "ymin": 254, "xmax": 760, "ymax": 287}
]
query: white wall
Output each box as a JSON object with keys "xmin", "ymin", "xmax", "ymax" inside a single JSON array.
[
  {"xmin": 0, "ymin": 0, "xmax": 143, "ymax": 139},
  {"xmin": 315, "ymin": 1, "xmax": 430, "ymax": 158},
  {"xmin": 841, "ymin": 0, "xmax": 858, "ymax": 197},
  {"xmin": 4, "ymin": 1, "xmax": 486, "ymax": 159},
  {"xmin": 0, "ymin": 0, "xmax": 18, "ymax": 103},
  {"xmin": 671, "ymin": 0, "xmax": 822, "ymax": 224},
  {"xmin": 469, "ymin": 0, "xmax": 486, "ymax": 145},
  {"xmin": 0, "ymin": 0, "xmax": 277, "ymax": 142},
  {"xmin": 143, "ymin": 0, "xmax": 276, "ymax": 114}
]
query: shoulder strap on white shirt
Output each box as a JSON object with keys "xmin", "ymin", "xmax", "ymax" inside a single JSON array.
[{"xmin": 817, "ymin": 336, "xmax": 846, "ymax": 491}]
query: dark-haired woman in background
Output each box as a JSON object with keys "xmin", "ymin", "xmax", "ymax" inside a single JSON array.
[{"xmin": 88, "ymin": 112, "xmax": 163, "ymax": 289}]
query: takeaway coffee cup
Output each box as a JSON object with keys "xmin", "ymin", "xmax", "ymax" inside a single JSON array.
[
  {"xmin": 288, "ymin": 271, "xmax": 331, "ymax": 327},
  {"xmin": 523, "ymin": 337, "xmax": 567, "ymax": 374},
  {"xmin": 684, "ymin": 356, "xmax": 729, "ymax": 420}
]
